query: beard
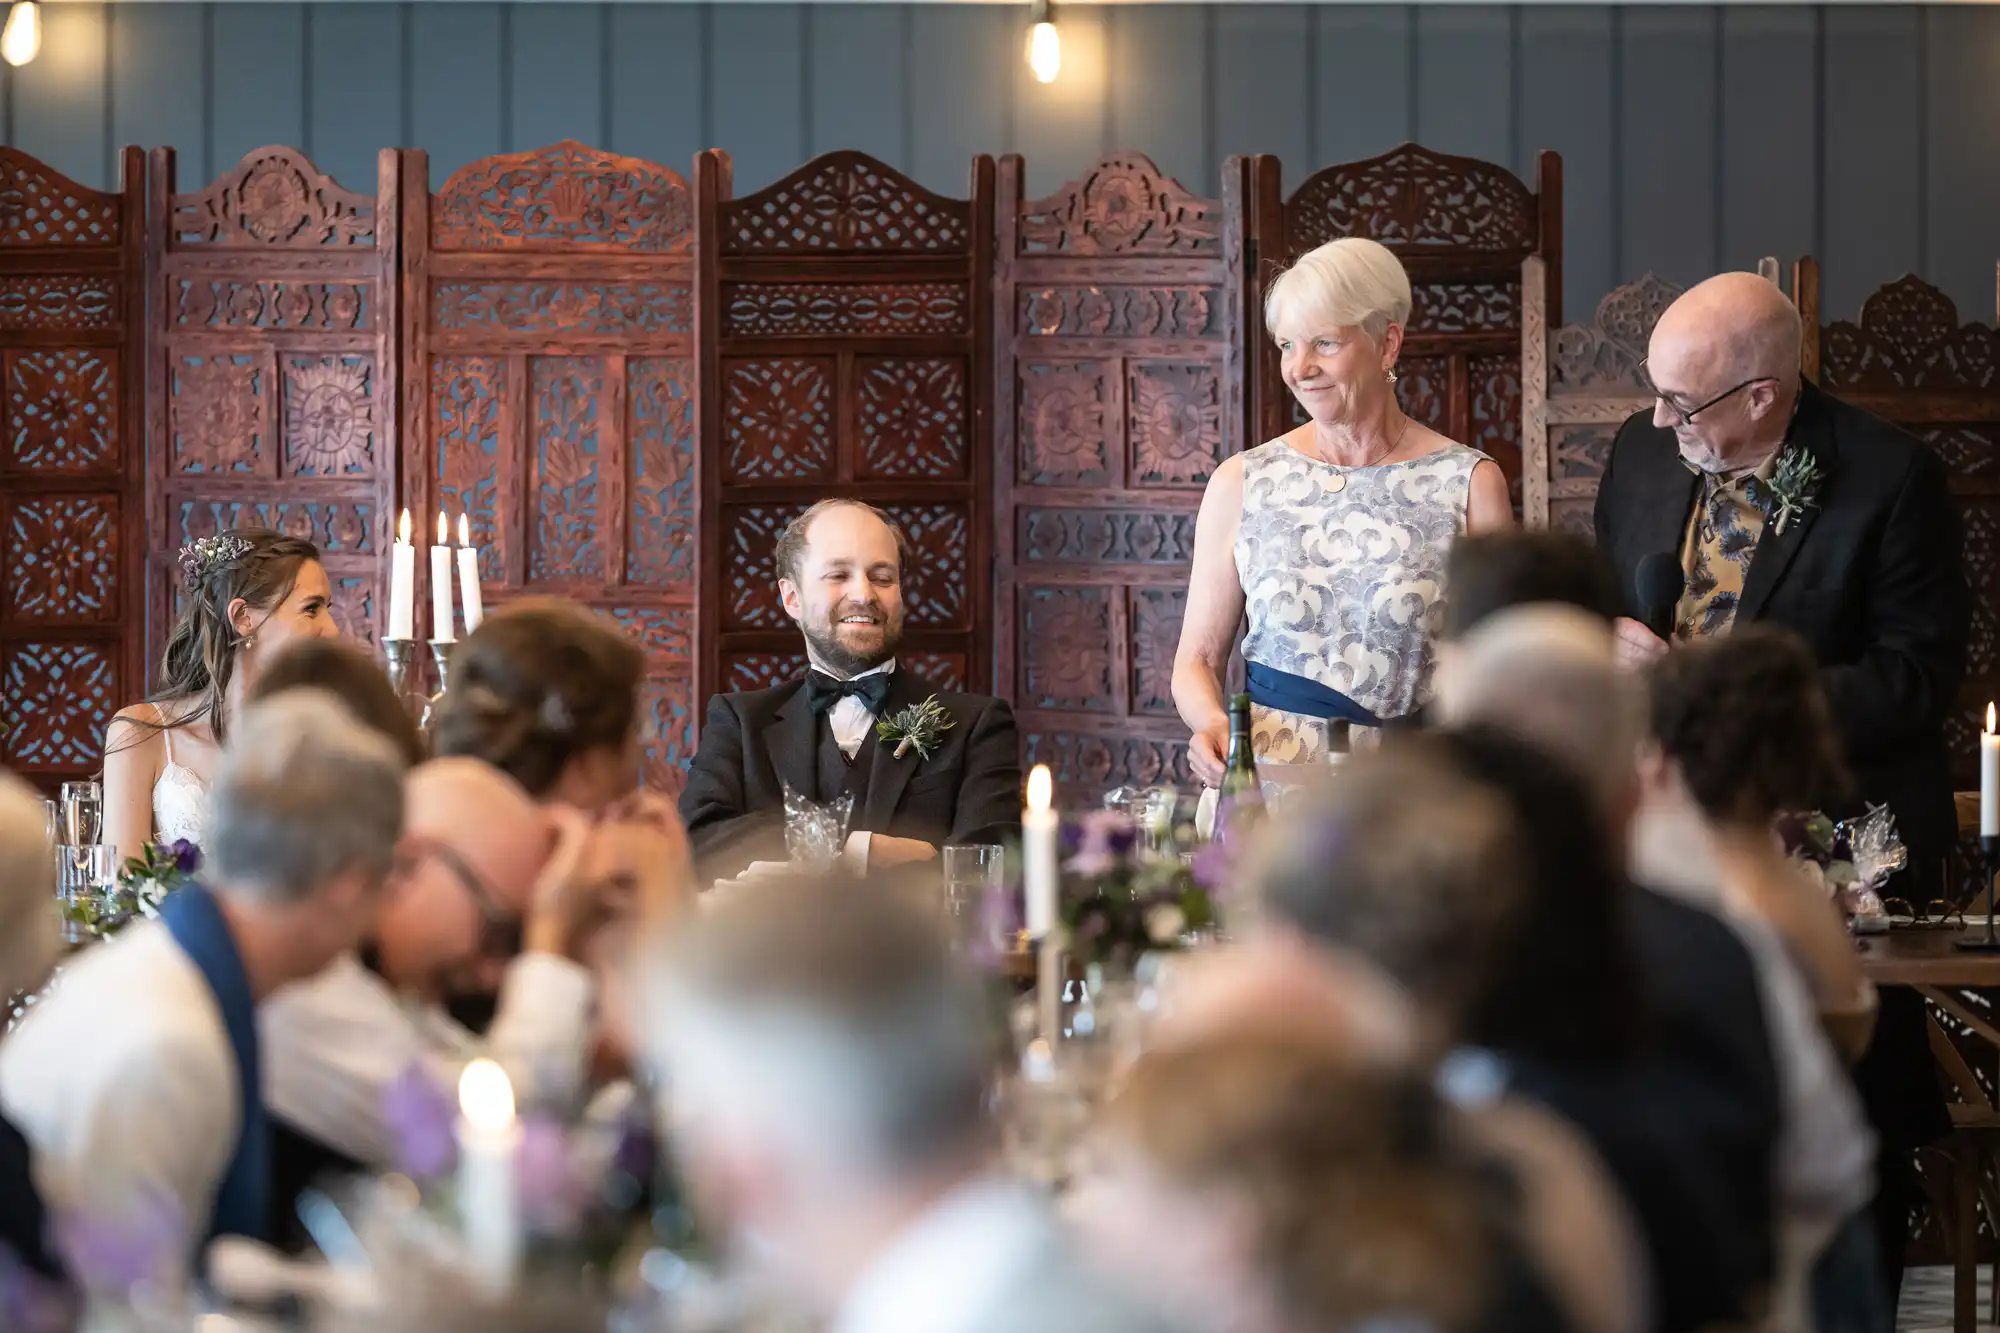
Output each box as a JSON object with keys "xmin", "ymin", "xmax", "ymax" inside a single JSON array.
[
  {"xmin": 1675, "ymin": 434, "xmax": 1732, "ymax": 474},
  {"xmin": 802, "ymin": 603, "xmax": 903, "ymax": 676}
]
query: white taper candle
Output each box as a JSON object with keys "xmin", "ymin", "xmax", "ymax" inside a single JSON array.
[
  {"xmin": 429, "ymin": 510, "xmax": 456, "ymax": 643},
  {"xmin": 456, "ymin": 1059, "xmax": 521, "ymax": 1296},
  {"xmin": 457, "ymin": 513, "xmax": 484, "ymax": 634},
  {"xmin": 388, "ymin": 509, "xmax": 416, "ymax": 641}
]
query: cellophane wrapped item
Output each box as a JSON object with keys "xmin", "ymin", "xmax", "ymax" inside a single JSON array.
[{"xmin": 780, "ymin": 784, "xmax": 853, "ymax": 873}]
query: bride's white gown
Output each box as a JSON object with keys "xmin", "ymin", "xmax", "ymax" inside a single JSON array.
[{"xmin": 151, "ymin": 728, "xmax": 208, "ymax": 847}]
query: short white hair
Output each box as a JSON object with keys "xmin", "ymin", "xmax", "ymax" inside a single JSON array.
[
  {"xmin": 1264, "ymin": 237, "xmax": 1414, "ymax": 345},
  {"xmin": 0, "ymin": 769, "xmax": 58, "ymax": 997}
]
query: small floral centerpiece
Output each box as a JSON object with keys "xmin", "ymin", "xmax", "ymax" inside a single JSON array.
[
  {"xmin": 1776, "ymin": 805, "xmax": 1905, "ymax": 933},
  {"xmin": 63, "ymin": 839, "xmax": 200, "ymax": 940},
  {"xmin": 1058, "ymin": 810, "xmax": 1219, "ymax": 971}
]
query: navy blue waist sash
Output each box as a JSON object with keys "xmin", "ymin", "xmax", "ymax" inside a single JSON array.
[
  {"xmin": 160, "ymin": 884, "xmax": 268, "ymax": 1246},
  {"xmin": 1245, "ymin": 662, "xmax": 1384, "ymax": 728}
]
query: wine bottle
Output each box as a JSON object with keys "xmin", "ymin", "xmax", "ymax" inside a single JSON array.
[{"xmin": 1219, "ymin": 693, "xmax": 1263, "ymax": 808}]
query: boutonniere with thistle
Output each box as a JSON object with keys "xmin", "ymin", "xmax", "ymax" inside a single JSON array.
[
  {"xmin": 1748, "ymin": 444, "xmax": 1824, "ymax": 535},
  {"xmin": 876, "ymin": 695, "xmax": 955, "ymax": 760}
]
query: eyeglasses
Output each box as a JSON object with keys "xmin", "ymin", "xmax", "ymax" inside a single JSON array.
[
  {"xmin": 401, "ymin": 839, "xmax": 524, "ymax": 960},
  {"xmin": 1638, "ymin": 360, "xmax": 1777, "ymax": 427}
]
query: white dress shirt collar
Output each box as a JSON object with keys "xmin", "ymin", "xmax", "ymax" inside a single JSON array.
[{"xmin": 830, "ymin": 1176, "xmax": 1049, "ymax": 1333}]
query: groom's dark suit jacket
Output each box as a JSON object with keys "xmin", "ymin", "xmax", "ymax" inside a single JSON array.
[
  {"xmin": 678, "ymin": 668, "xmax": 1024, "ymax": 883},
  {"xmin": 1595, "ymin": 381, "xmax": 1969, "ymax": 865}
]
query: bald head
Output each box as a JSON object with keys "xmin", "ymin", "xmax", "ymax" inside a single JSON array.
[
  {"xmin": 405, "ymin": 757, "xmax": 553, "ymax": 912},
  {"xmin": 1432, "ymin": 605, "xmax": 1643, "ymax": 817},
  {"xmin": 1652, "ymin": 271, "xmax": 1804, "ymax": 389},
  {"xmin": 1152, "ymin": 935, "xmax": 1417, "ymax": 1067}
]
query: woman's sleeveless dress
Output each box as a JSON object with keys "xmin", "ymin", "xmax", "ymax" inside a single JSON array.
[
  {"xmin": 152, "ymin": 726, "xmax": 208, "ymax": 847},
  {"xmin": 1234, "ymin": 438, "xmax": 1487, "ymax": 761}
]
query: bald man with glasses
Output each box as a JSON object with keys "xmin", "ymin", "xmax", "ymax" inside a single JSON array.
[{"xmin": 1594, "ymin": 270, "xmax": 1969, "ymax": 1302}]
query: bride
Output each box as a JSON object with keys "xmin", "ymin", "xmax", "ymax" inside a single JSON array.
[{"xmin": 102, "ymin": 530, "xmax": 341, "ymax": 859}]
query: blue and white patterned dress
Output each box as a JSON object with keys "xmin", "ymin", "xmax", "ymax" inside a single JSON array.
[{"xmin": 1233, "ymin": 438, "xmax": 1487, "ymax": 760}]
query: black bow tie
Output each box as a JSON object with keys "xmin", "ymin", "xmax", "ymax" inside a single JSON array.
[{"xmin": 806, "ymin": 670, "xmax": 891, "ymax": 715}]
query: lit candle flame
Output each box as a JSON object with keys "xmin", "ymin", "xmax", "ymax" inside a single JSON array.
[
  {"xmin": 458, "ymin": 1058, "xmax": 515, "ymax": 1131},
  {"xmin": 437, "ymin": 510, "xmax": 449, "ymax": 545},
  {"xmin": 1987, "ymin": 702, "xmax": 1994, "ymax": 735},
  {"xmin": 398, "ymin": 508, "xmax": 411, "ymax": 545},
  {"xmin": 1027, "ymin": 764, "xmax": 1052, "ymax": 812},
  {"xmin": 458, "ymin": 513, "xmax": 472, "ymax": 547}
]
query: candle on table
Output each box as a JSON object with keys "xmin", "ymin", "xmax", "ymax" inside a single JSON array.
[
  {"xmin": 1982, "ymin": 703, "xmax": 1998, "ymax": 838},
  {"xmin": 456, "ymin": 513, "xmax": 484, "ymax": 634},
  {"xmin": 456, "ymin": 1058, "xmax": 521, "ymax": 1295},
  {"xmin": 1023, "ymin": 765, "xmax": 1057, "ymax": 937},
  {"xmin": 388, "ymin": 509, "xmax": 416, "ymax": 642},
  {"xmin": 430, "ymin": 510, "xmax": 456, "ymax": 643}
]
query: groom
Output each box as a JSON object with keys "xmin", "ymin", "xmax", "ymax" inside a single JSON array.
[{"xmin": 679, "ymin": 499, "xmax": 1022, "ymax": 883}]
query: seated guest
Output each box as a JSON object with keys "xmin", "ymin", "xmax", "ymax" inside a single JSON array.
[
  {"xmin": 646, "ymin": 877, "xmax": 1168, "ymax": 1333},
  {"xmin": 679, "ymin": 500, "xmax": 1021, "ymax": 881},
  {"xmin": 0, "ymin": 772, "xmax": 68, "ymax": 1312},
  {"xmin": 1, "ymin": 693, "xmax": 401, "ymax": 1293},
  {"xmin": 247, "ymin": 638, "xmax": 427, "ymax": 767}
]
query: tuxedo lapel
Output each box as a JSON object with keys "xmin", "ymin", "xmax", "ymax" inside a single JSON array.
[
  {"xmin": 762, "ymin": 681, "xmax": 821, "ymax": 803},
  {"xmin": 1740, "ymin": 387, "xmax": 1835, "ymax": 624},
  {"xmin": 861, "ymin": 670, "xmax": 925, "ymax": 834}
]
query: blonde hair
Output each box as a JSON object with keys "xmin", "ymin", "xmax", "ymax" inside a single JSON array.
[{"xmin": 1264, "ymin": 237, "xmax": 1413, "ymax": 345}]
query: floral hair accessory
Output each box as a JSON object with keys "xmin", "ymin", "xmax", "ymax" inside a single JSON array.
[{"xmin": 176, "ymin": 534, "xmax": 253, "ymax": 591}]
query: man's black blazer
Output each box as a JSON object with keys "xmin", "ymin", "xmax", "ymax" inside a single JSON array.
[
  {"xmin": 1594, "ymin": 381, "xmax": 1969, "ymax": 860},
  {"xmin": 678, "ymin": 668, "xmax": 1024, "ymax": 882}
]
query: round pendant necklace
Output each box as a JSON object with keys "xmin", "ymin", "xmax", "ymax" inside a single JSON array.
[{"xmin": 1320, "ymin": 416, "xmax": 1411, "ymax": 495}]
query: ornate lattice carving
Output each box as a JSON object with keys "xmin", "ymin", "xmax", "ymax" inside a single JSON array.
[
  {"xmin": 434, "ymin": 142, "xmax": 691, "ymax": 253},
  {"xmin": 176, "ymin": 280, "xmax": 370, "ymax": 331},
  {"xmin": 1130, "ymin": 589, "xmax": 1185, "ymax": 715},
  {"xmin": 727, "ymin": 651, "xmax": 810, "ymax": 692},
  {"xmin": 1920, "ymin": 425, "xmax": 2000, "ymax": 482},
  {"xmin": 170, "ymin": 354, "xmax": 265, "ymax": 474},
  {"xmin": 1286, "ymin": 143, "xmax": 1536, "ymax": 254},
  {"xmin": 530, "ymin": 357, "xmax": 604, "ymax": 582},
  {"xmin": 858, "ymin": 358, "xmax": 968, "ymax": 480},
  {"xmin": 1548, "ymin": 499, "xmax": 1595, "ymax": 539},
  {"xmin": 639, "ymin": 675, "xmax": 696, "ymax": 796},
  {"xmin": 178, "ymin": 497, "xmax": 374, "ymax": 554},
  {"xmin": 1018, "ymin": 509, "xmax": 1196, "ymax": 565},
  {"xmin": 435, "ymin": 356, "xmax": 506, "ymax": 582},
  {"xmin": 1821, "ymin": 278, "xmax": 1999, "ymax": 393},
  {"xmin": 1552, "ymin": 424, "xmax": 1617, "ymax": 483},
  {"xmin": 7, "ymin": 348, "xmax": 116, "ymax": 471},
  {"xmin": 1018, "ymin": 155, "xmax": 1221, "ymax": 256},
  {"xmin": 611, "ymin": 605, "xmax": 694, "ymax": 657},
  {"xmin": 724, "ymin": 152, "xmax": 968, "ymax": 255},
  {"xmin": 628, "ymin": 358, "xmax": 696, "ymax": 587},
  {"xmin": 724, "ymin": 282, "xmax": 968, "ymax": 338},
  {"xmin": 723, "ymin": 506, "xmax": 803, "ymax": 630},
  {"xmin": 1, "ymin": 643, "xmax": 114, "ymax": 767},
  {"xmin": 5, "ymin": 498, "xmax": 116, "ymax": 620},
  {"xmin": 173, "ymin": 147, "xmax": 374, "ymax": 247},
  {"xmin": 724, "ymin": 359, "xmax": 833, "ymax": 481},
  {"xmin": 1395, "ymin": 357, "xmax": 1449, "ymax": 439},
  {"xmin": 433, "ymin": 282, "xmax": 692, "ymax": 336},
  {"xmin": 1021, "ymin": 587, "xmax": 1114, "ymax": 710},
  {"xmin": 1019, "ymin": 286, "xmax": 1217, "ymax": 339},
  {"xmin": 1129, "ymin": 361, "xmax": 1223, "ymax": 486},
  {"xmin": 0, "ymin": 277, "xmax": 118, "ymax": 330},
  {"xmin": 1469, "ymin": 353, "xmax": 1523, "ymax": 475},
  {"xmin": 1022, "ymin": 730, "xmax": 1190, "ymax": 795},
  {"xmin": 893, "ymin": 505, "xmax": 971, "ymax": 628},
  {"xmin": 901, "ymin": 652, "xmax": 967, "ymax": 691},
  {"xmin": 1019, "ymin": 361, "xmax": 1110, "ymax": 485},
  {"xmin": 0, "ymin": 152, "xmax": 118, "ymax": 246},
  {"xmin": 329, "ymin": 576, "xmax": 377, "ymax": 648},
  {"xmin": 283, "ymin": 356, "xmax": 374, "ymax": 477},
  {"xmin": 1550, "ymin": 275, "xmax": 1683, "ymax": 392},
  {"xmin": 1410, "ymin": 281, "xmax": 1519, "ymax": 334},
  {"xmin": 1963, "ymin": 501, "xmax": 1998, "ymax": 676}
]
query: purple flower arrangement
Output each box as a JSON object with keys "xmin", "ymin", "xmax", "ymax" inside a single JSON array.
[{"xmin": 1058, "ymin": 809, "xmax": 1219, "ymax": 970}]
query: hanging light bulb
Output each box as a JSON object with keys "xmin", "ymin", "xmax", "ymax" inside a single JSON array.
[
  {"xmin": 1025, "ymin": 0, "xmax": 1060, "ymax": 84},
  {"xmin": 2, "ymin": 2, "xmax": 40, "ymax": 68}
]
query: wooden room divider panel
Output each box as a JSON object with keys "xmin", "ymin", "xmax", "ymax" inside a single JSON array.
[
  {"xmin": 991, "ymin": 154, "xmax": 1252, "ymax": 802},
  {"xmin": 699, "ymin": 150, "xmax": 995, "ymax": 707},
  {"xmin": 0, "ymin": 148, "xmax": 145, "ymax": 795},
  {"xmin": 399, "ymin": 142, "xmax": 700, "ymax": 795},
  {"xmin": 146, "ymin": 146, "xmax": 400, "ymax": 666},
  {"xmin": 1250, "ymin": 145, "xmax": 1562, "ymax": 497}
]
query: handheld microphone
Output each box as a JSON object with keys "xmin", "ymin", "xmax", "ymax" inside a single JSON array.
[{"xmin": 1634, "ymin": 553, "xmax": 1685, "ymax": 640}]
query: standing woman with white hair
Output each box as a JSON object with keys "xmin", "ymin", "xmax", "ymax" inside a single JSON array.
[{"xmin": 1173, "ymin": 238, "xmax": 1513, "ymax": 780}]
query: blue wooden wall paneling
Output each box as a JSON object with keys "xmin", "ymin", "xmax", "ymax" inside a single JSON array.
[
  {"xmin": 1925, "ymin": 5, "xmax": 2000, "ymax": 325},
  {"xmin": 1215, "ymin": 6, "xmax": 1310, "ymax": 196},
  {"xmin": 1313, "ymin": 6, "xmax": 1415, "ymax": 172},
  {"xmin": 709, "ymin": 2, "xmax": 804, "ymax": 193},
  {"xmin": 307, "ymin": 3, "xmax": 403, "ymax": 193},
  {"xmin": 907, "ymin": 5, "xmax": 1010, "ymax": 200},
  {"xmin": 1821, "ymin": 6, "xmax": 1923, "ymax": 322},
  {"xmin": 1107, "ymin": 4, "xmax": 1206, "ymax": 193},
  {"xmin": 1014, "ymin": 2, "xmax": 1107, "ymax": 198},
  {"xmin": 807, "ymin": 4, "xmax": 906, "ymax": 168},
  {"xmin": 409, "ymin": 3, "xmax": 502, "ymax": 189},
  {"xmin": 607, "ymin": 5, "xmax": 704, "ymax": 177},
  {"xmin": 509, "ymin": 3, "xmax": 606, "ymax": 154},
  {"xmin": 1618, "ymin": 7, "xmax": 1719, "ymax": 291},
  {"xmin": 1719, "ymin": 7, "xmax": 1817, "ymax": 281},
  {"xmin": 1416, "ymin": 6, "xmax": 1513, "ymax": 170},
  {"xmin": 14, "ymin": 0, "xmax": 108, "ymax": 191},
  {"xmin": 212, "ymin": 4, "xmax": 305, "ymax": 177},
  {"xmin": 112, "ymin": 3, "xmax": 206, "ymax": 190},
  {"xmin": 1519, "ymin": 7, "xmax": 1613, "ymax": 321}
]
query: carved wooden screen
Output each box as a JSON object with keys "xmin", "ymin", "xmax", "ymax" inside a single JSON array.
[
  {"xmin": 699, "ymin": 150, "xmax": 994, "ymax": 706},
  {"xmin": 400, "ymin": 142, "xmax": 699, "ymax": 794},
  {"xmin": 991, "ymin": 153, "xmax": 1250, "ymax": 802},
  {"xmin": 1252, "ymin": 145, "xmax": 1562, "ymax": 498},
  {"xmin": 147, "ymin": 146, "xmax": 399, "ymax": 665},
  {"xmin": 0, "ymin": 148, "xmax": 145, "ymax": 794}
]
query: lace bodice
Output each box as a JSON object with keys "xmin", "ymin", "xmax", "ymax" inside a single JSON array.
[{"xmin": 152, "ymin": 760, "xmax": 208, "ymax": 847}]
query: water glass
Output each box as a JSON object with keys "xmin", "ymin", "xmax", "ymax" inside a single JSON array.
[
  {"xmin": 59, "ymin": 781, "xmax": 102, "ymax": 847},
  {"xmin": 41, "ymin": 798, "xmax": 58, "ymax": 851},
  {"xmin": 56, "ymin": 844, "xmax": 117, "ymax": 944},
  {"xmin": 942, "ymin": 844, "xmax": 1004, "ymax": 922}
]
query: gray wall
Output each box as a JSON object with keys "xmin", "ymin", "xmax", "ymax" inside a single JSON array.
[{"xmin": 4, "ymin": 3, "xmax": 1997, "ymax": 324}]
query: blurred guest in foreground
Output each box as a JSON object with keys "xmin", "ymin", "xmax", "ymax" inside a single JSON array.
[
  {"xmin": 0, "ymin": 771, "xmax": 68, "ymax": 1311},
  {"xmin": 679, "ymin": 501, "xmax": 1022, "ymax": 883},
  {"xmin": 647, "ymin": 877, "xmax": 1169, "ymax": 1333},
  {"xmin": 2, "ymin": 693, "xmax": 402, "ymax": 1292},
  {"xmin": 1172, "ymin": 237, "xmax": 1511, "ymax": 776},
  {"xmin": 246, "ymin": 638, "xmax": 426, "ymax": 767}
]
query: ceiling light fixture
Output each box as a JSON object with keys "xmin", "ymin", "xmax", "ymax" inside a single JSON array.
[
  {"xmin": 1025, "ymin": 0, "xmax": 1060, "ymax": 85},
  {"xmin": 2, "ymin": 2, "xmax": 40, "ymax": 68}
]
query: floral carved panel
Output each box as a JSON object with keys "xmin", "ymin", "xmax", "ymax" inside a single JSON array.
[
  {"xmin": 724, "ymin": 152, "xmax": 968, "ymax": 255},
  {"xmin": 170, "ymin": 353, "xmax": 266, "ymax": 474},
  {"xmin": 628, "ymin": 357, "xmax": 696, "ymax": 588},
  {"xmin": 1470, "ymin": 352, "xmax": 1523, "ymax": 477},
  {"xmin": 1921, "ymin": 425, "xmax": 1999, "ymax": 483},
  {"xmin": 1022, "ymin": 731, "xmax": 1189, "ymax": 795},
  {"xmin": 1550, "ymin": 275, "xmax": 1682, "ymax": 393},
  {"xmin": 724, "ymin": 282, "xmax": 968, "ymax": 338},
  {"xmin": 1019, "ymin": 286, "xmax": 1217, "ymax": 339},
  {"xmin": 0, "ymin": 153, "xmax": 118, "ymax": 246},
  {"xmin": 172, "ymin": 147, "xmax": 374, "ymax": 247},
  {"xmin": 722, "ymin": 506, "xmax": 805, "ymax": 631},
  {"xmin": 1821, "ymin": 278, "xmax": 1998, "ymax": 394},
  {"xmin": 857, "ymin": 357, "xmax": 968, "ymax": 480},
  {"xmin": 724, "ymin": 358, "xmax": 834, "ymax": 481},
  {"xmin": 1018, "ymin": 155, "xmax": 1221, "ymax": 256},
  {"xmin": 727, "ymin": 651, "xmax": 811, "ymax": 692},
  {"xmin": 611, "ymin": 606, "xmax": 694, "ymax": 658},
  {"xmin": 902, "ymin": 652, "xmax": 968, "ymax": 691},
  {"xmin": 5, "ymin": 497, "xmax": 117, "ymax": 621},
  {"xmin": 1286, "ymin": 143, "xmax": 1536, "ymax": 255},
  {"xmin": 891, "ymin": 504, "xmax": 971, "ymax": 628},
  {"xmin": 177, "ymin": 498, "xmax": 374, "ymax": 555},
  {"xmin": 283, "ymin": 355, "xmax": 374, "ymax": 477},
  {"xmin": 6, "ymin": 348, "xmax": 116, "ymax": 472},
  {"xmin": 1020, "ymin": 586, "xmax": 1114, "ymax": 712},
  {"xmin": 1395, "ymin": 357, "xmax": 1449, "ymax": 440},
  {"xmin": 1129, "ymin": 588, "xmax": 1185, "ymax": 716},
  {"xmin": 1129, "ymin": 361, "xmax": 1223, "ymax": 487},
  {"xmin": 0, "ymin": 643, "xmax": 115, "ymax": 768},
  {"xmin": 329, "ymin": 576, "xmax": 378, "ymax": 649},
  {"xmin": 530, "ymin": 357, "xmax": 605, "ymax": 582},
  {"xmin": 433, "ymin": 282, "xmax": 691, "ymax": 336},
  {"xmin": 0, "ymin": 277, "xmax": 119, "ymax": 331},
  {"xmin": 435, "ymin": 356, "xmax": 507, "ymax": 583},
  {"xmin": 1019, "ymin": 360, "xmax": 1111, "ymax": 485},
  {"xmin": 176, "ymin": 280, "xmax": 369, "ymax": 331},
  {"xmin": 639, "ymin": 676, "xmax": 696, "ymax": 796},
  {"xmin": 1962, "ymin": 501, "xmax": 1998, "ymax": 677},
  {"xmin": 1017, "ymin": 509, "xmax": 1197, "ymax": 565},
  {"xmin": 433, "ymin": 142, "xmax": 691, "ymax": 253}
]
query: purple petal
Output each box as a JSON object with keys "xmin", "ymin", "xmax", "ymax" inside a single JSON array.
[
  {"xmin": 517, "ymin": 1117, "xmax": 586, "ymax": 1234},
  {"xmin": 382, "ymin": 1063, "xmax": 458, "ymax": 1181},
  {"xmin": 171, "ymin": 840, "xmax": 200, "ymax": 875},
  {"xmin": 54, "ymin": 1190, "xmax": 184, "ymax": 1294}
]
